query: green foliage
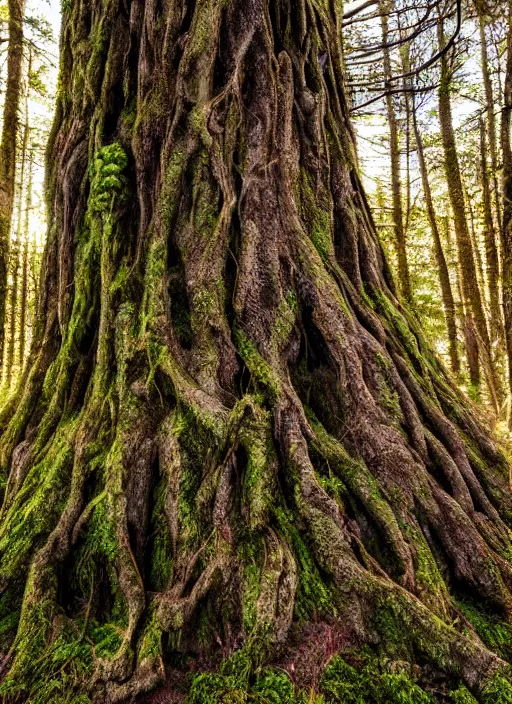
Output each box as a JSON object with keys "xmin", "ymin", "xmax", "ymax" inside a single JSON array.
[
  {"xmin": 186, "ymin": 653, "xmax": 486, "ymax": 704},
  {"xmin": 0, "ymin": 616, "xmax": 93, "ymax": 704},
  {"xmin": 481, "ymin": 675, "xmax": 512, "ymax": 703},
  {"xmin": 89, "ymin": 143, "xmax": 128, "ymax": 215},
  {"xmin": 320, "ymin": 655, "xmax": 433, "ymax": 704},
  {"xmin": 449, "ymin": 685, "xmax": 478, "ymax": 703},
  {"xmin": 253, "ymin": 669, "xmax": 297, "ymax": 703},
  {"xmin": 186, "ymin": 663, "xmax": 297, "ymax": 704}
]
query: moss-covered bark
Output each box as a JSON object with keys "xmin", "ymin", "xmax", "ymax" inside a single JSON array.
[{"xmin": 0, "ymin": 1, "xmax": 512, "ymax": 703}]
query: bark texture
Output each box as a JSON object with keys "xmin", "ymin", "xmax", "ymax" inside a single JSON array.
[{"xmin": 0, "ymin": 1, "xmax": 511, "ymax": 703}]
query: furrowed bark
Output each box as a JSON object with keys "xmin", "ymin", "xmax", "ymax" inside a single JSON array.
[{"xmin": 0, "ymin": 1, "xmax": 511, "ymax": 703}]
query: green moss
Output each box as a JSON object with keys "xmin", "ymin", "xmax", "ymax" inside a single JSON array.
[
  {"xmin": 274, "ymin": 507, "xmax": 337, "ymax": 621},
  {"xmin": 455, "ymin": 596, "xmax": 512, "ymax": 661},
  {"xmin": 138, "ymin": 607, "xmax": 163, "ymax": 663},
  {"xmin": 186, "ymin": 660, "xmax": 297, "ymax": 704},
  {"xmin": 193, "ymin": 289, "xmax": 217, "ymax": 318},
  {"xmin": 320, "ymin": 655, "xmax": 433, "ymax": 704},
  {"xmin": 0, "ymin": 417, "xmax": 78, "ymax": 582},
  {"xmin": 449, "ymin": 685, "xmax": 478, "ymax": 703},
  {"xmin": 271, "ymin": 291, "xmax": 298, "ymax": 351},
  {"xmin": 361, "ymin": 285, "xmax": 376, "ymax": 310},
  {"xmin": 89, "ymin": 143, "xmax": 128, "ymax": 215},
  {"xmin": 148, "ymin": 475, "xmax": 173, "ymax": 591},
  {"xmin": 88, "ymin": 622, "xmax": 123, "ymax": 660},
  {"xmin": 482, "ymin": 674, "xmax": 512, "ymax": 703},
  {"xmin": 171, "ymin": 406, "xmax": 225, "ymax": 552},
  {"xmin": 299, "ymin": 170, "xmax": 333, "ymax": 263},
  {"xmin": 141, "ymin": 234, "xmax": 167, "ymax": 334},
  {"xmin": 253, "ymin": 668, "xmax": 296, "ymax": 703},
  {"xmin": 235, "ymin": 329, "xmax": 281, "ymax": 401},
  {"xmin": 71, "ymin": 495, "xmax": 119, "ymax": 598},
  {"xmin": 161, "ymin": 148, "xmax": 187, "ymax": 226},
  {"xmin": 239, "ymin": 404, "xmax": 276, "ymax": 530},
  {"xmin": 186, "ymin": 672, "xmax": 249, "ymax": 703},
  {"xmin": 0, "ymin": 569, "xmax": 93, "ymax": 704},
  {"xmin": 311, "ymin": 208, "xmax": 333, "ymax": 263},
  {"xmin": 402, "ymin": 523, "xmax": 447, "ymax": 611}
]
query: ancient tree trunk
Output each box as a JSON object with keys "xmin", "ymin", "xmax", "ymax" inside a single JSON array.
[
  {"xmin": 437, "ymin": 22, "xmax": 501, "ymax": 410},
  {"xmin": 502, "ymin": 0, "xmax": 512, "ymax": 426},
  {"xmin": 412, "ymin": 101, "xmax": 460, "ymax": 374},
  {"xmin": 1, "ymin": 2, "xmax": 512, "ymax": 703},
  {"xmin": 380, "ymin": 1, "xmax": 411, "ymax": 301},
  {"xmin": 0, "ymin": 0, "xmax": 25, "ymax": 376}
]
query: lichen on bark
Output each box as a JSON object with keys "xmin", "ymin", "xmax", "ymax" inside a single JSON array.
[{"xmin": 0, "ymin": 0, "xmax": 512, "ymax": 702}]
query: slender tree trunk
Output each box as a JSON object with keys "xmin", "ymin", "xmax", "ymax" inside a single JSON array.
[
  {"xmin": 502, "ymin": 0, "xmax": 512, "ymax": 426},
  {"xmin": 450, "ymin": 217, "xmax": 480, "ymax": 389},
  {"xmin": 0, "ymin": 2, "xmax": 512, "ymax": 702},
  {"xmin": 466, "ymin": 186, "xmax": 486, "ymax": 301},
  {"xmin": 479, "ymin": 15, "xmax": 502, "ymax": 232},
  {"xmin": 18, "ymin": 155, "xmax": 32, "ymax": 370},
  {"xmin": 0, "ymin": 0, "xmax": 25, "ymax": 377},
  {"xmin": 4, "ymin": 237, "xmax": 18, "ymax": 389},
  {"xmin": 5, "ymin": 106, "xmax": 29, "ymax": 389},
  {"xmin": 437, "ymin": 21, "xmax": 501, "ymax": 410},
  {"xmin": 479, "ymin": 117, "xmax": 503, "ymax": 347},
  {"xmin": 380, "ymin": 1, "xmax": 411, "ymax": 301},
  {"xmin": 412, "ymin": 101, "xmax": 460, "ymax": 374}
]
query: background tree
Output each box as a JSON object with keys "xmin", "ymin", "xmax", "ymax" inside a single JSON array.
[{"xmin": 0, "ymin": 0, "xmax": 26, "ymax": 376}]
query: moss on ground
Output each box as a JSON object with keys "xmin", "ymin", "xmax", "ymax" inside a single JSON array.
[
  {"xmin": 185, "ymin": 650, "xmax": 497, "ymax": 704},
  {"xmin": 455, "ymin": 596, "xmax": 512, "ymax": 662}
]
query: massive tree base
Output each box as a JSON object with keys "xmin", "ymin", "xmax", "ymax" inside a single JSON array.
[{"xmin": 0, "ymin": 0, "xmax": 512, "ymax": 702}]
